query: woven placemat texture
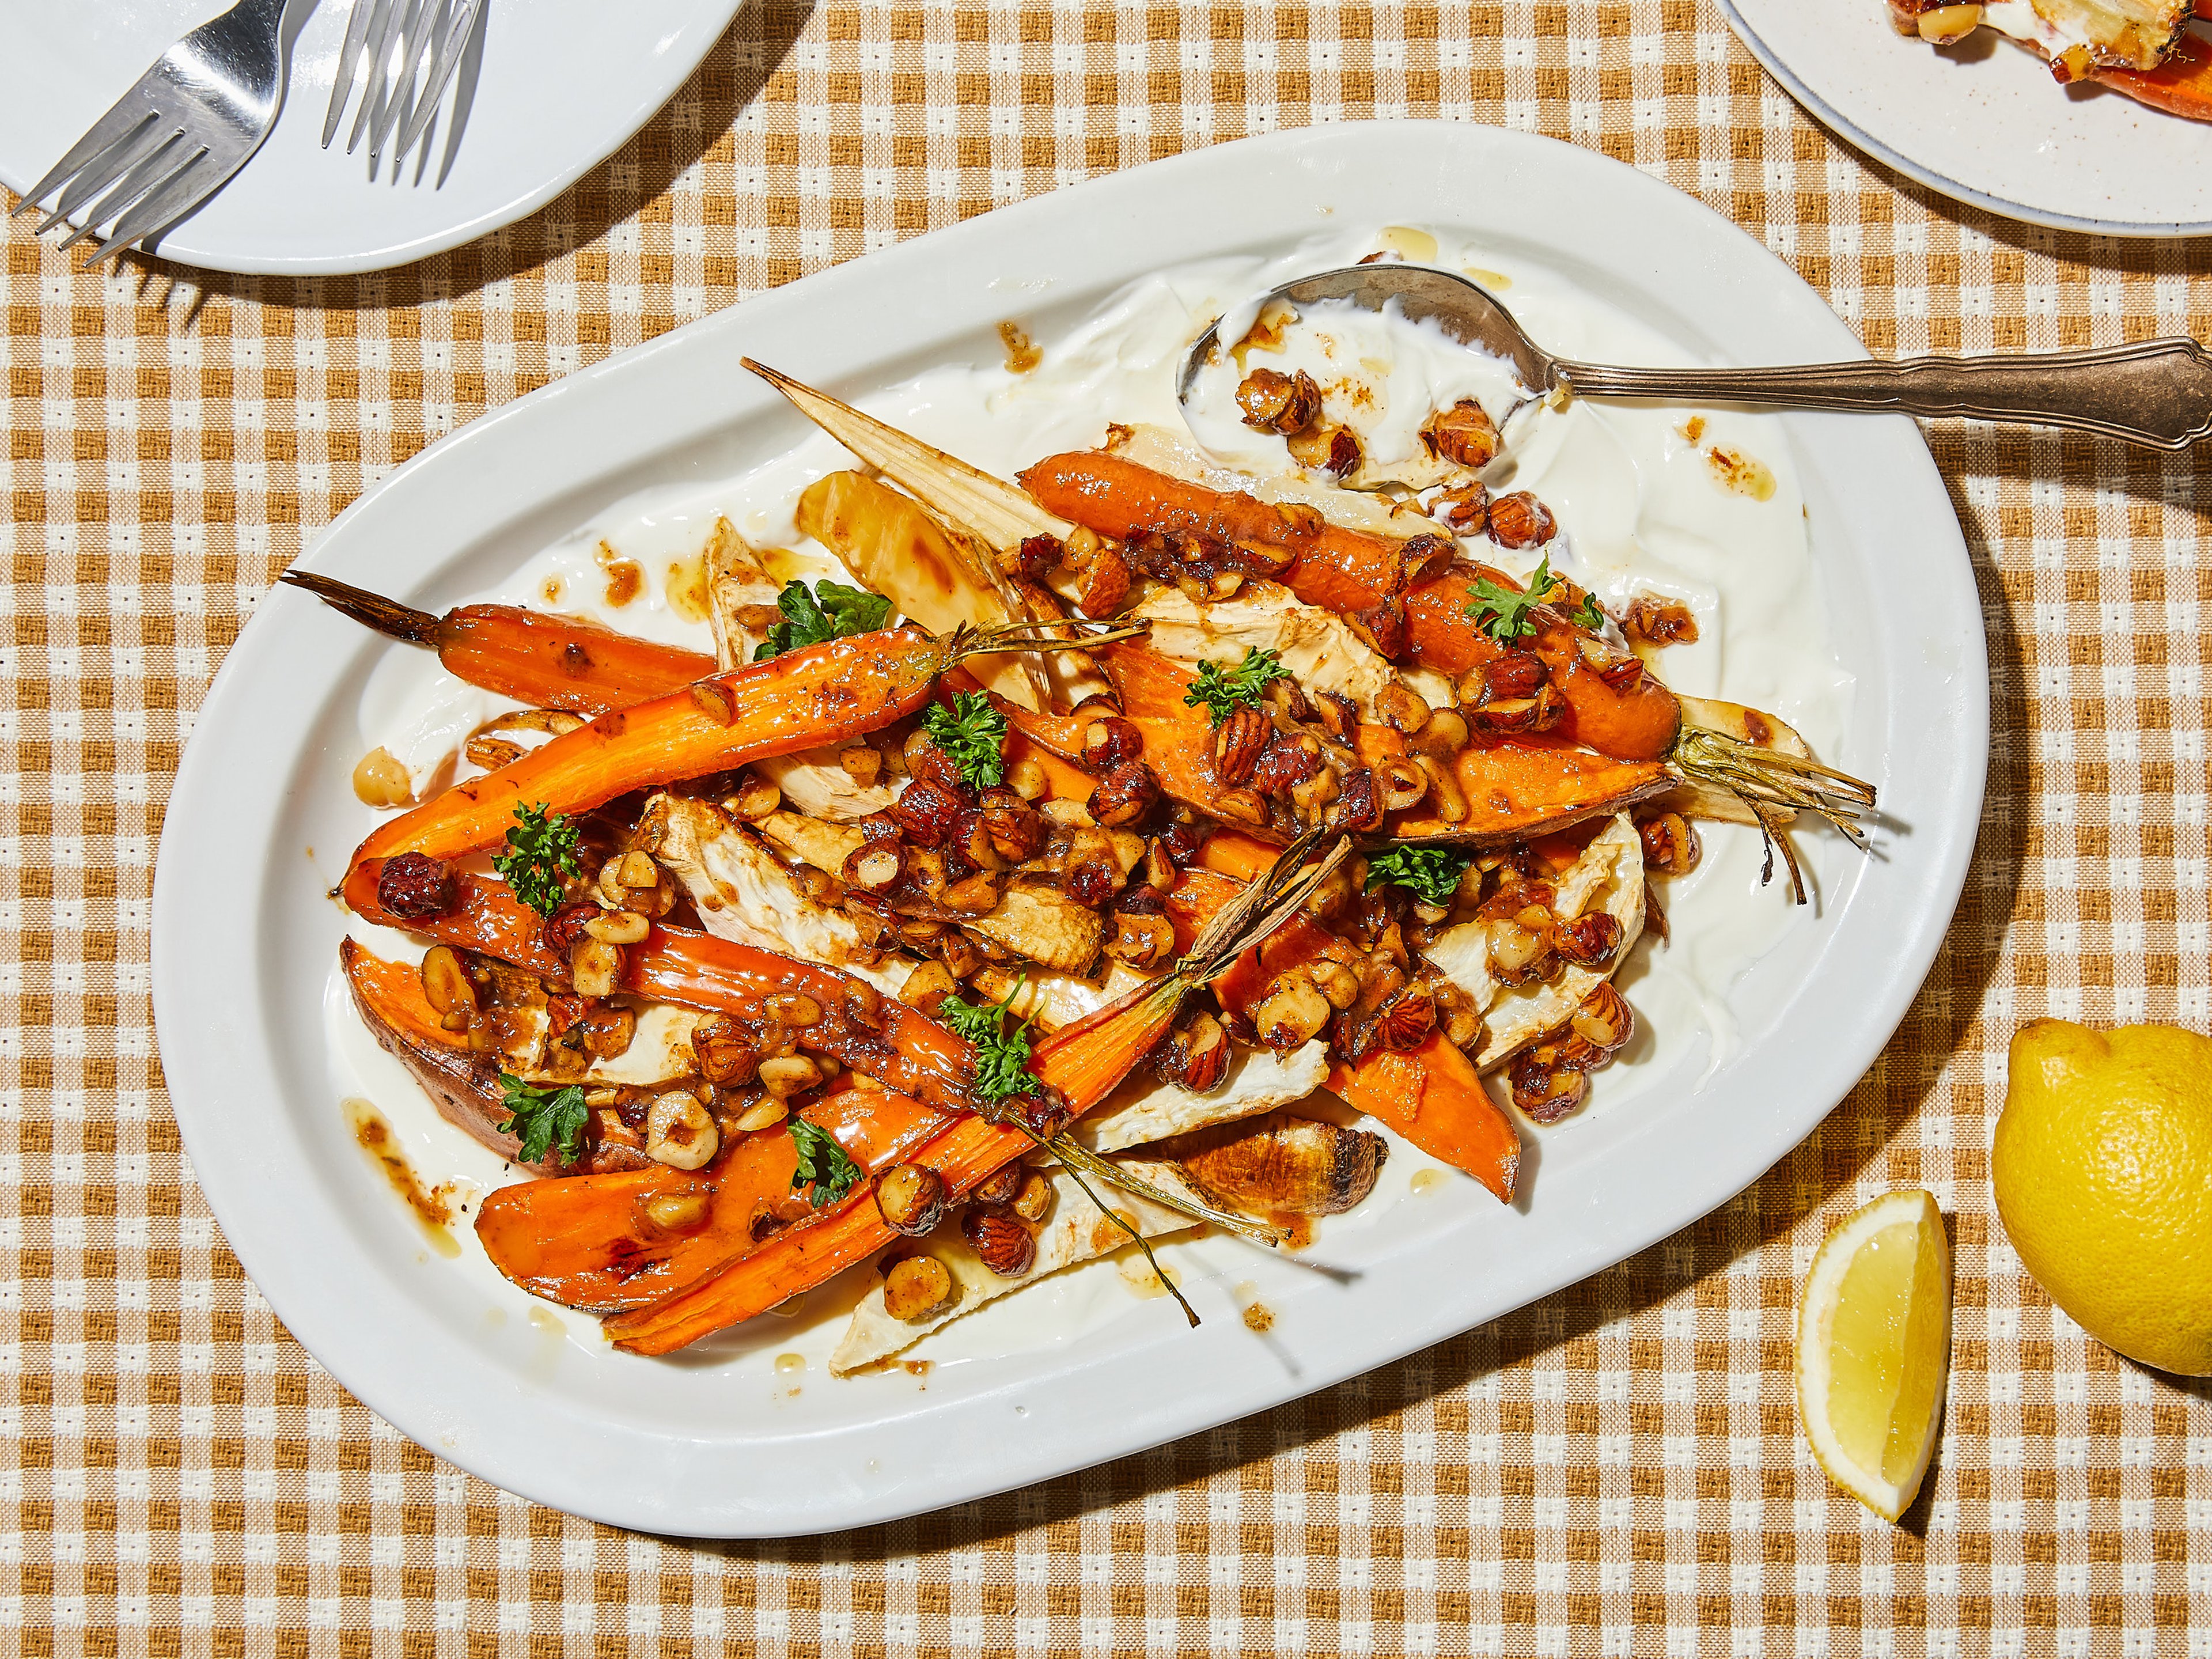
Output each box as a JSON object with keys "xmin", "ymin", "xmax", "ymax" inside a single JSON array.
[{"xmin": 4, "ymin": 0, "xmax": 2208, "ymax": 1650}]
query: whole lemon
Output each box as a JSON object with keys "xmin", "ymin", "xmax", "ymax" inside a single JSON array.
[{"xmin": 1997, "ymin": 1020, "xmax": 2212, "ymax": 1376}]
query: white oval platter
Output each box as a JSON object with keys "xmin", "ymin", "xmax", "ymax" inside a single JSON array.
[{"xmin": 152, "ymin": 122, "xmax": 1987, "ymax": 1537}]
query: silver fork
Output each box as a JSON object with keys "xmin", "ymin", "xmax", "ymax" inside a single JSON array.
[
  {"xmin": 8, "ymin": 0, "xmax": 293, "ymax": 268},
  {"xmin": 325, "ymin": 0, "xmax": 484, "ymax": 173}
]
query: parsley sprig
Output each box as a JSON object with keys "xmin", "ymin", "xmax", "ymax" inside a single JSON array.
[
  {"xmin": 752, "ymin": 578, "xmax": 892, "ymax": 661},
  {"xmin": 1465, "ymin": 554, "xmax": 1557, "ymax": 644},
  {"xmin": 789, "ymin": 1118, "xmax": 863, "ymax": 1209},
  {"xmin": 1464, "ymin": 557, "xmax": 1608, "ymax": 644},
  {"xmin": 938, "ymin": 980, "xmax": 1042, "ymax": 1105},
  {"xmin": 1183, "ymin": 646, "xmax": 1291, "ymax": 726},
  {"xmin": 498, "ymin": 1074, "xmax": 589, "ymax": 1166},
  {"xmin": 491, "ymin": 801, "xmax": 582, "ymax": 918},
  {"xmin": 1365, "ymin": 845, "xmax": 1475, "ymax": 910},
  {"xmin": 922, "ymin": 691, "xmax": 1008, "ymax": 790}
]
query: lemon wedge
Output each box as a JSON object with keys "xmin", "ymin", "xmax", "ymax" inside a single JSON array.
[{"xmin": 1795, "ymin": 1189, "xmax": 1951, "ymax": 1521}]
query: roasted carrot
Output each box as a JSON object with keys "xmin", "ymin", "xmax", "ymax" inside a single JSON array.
[
  {"xmin": 602, "ymin": 838, "xmax": 1347, "ymax": 1354},
  {"xmin": 1325, "ymin": 1037, "xmax": 1520, "ymax": 1202},
  {"xmin": 1160, "ymin": 869, "xmax": 1522, "ymax": 1202},
  {"xmin": 346, "ymin": 869, "xmax": 991, "ymax": 1120},
  {"xmin": 1006, "ymin": 641, "xmax": 1668, "ymax": 845},
  {"xmin": 475, "ymin": 1082, "xmax": 949, "ymax": 1311},
  {"xmin": 1018, "ymin": 452, "xmax": 1684, "ymax": 760},
  {"xmin": 281, "ymin": 570, "xmax": 717, "ymax": 715},
  {"xmin": 343, "ymin": 619, "xmax": 1134, "ymax": 885}
]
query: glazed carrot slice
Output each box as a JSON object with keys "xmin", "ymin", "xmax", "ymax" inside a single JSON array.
[
  {"xmin": 1359, "ymin": 724, "xmax": 1672, "ymax": 843},
  {"xmin": 601, "ymin": 988, "xmax": 1184, "ymax": 1355},
  {"xmin": 1020, "ymin": 452, "xmax": 1684, "ymax": 760},
  {"xmin": 475, "ymin": 1082, "xmax": 949, "ymax": 1312},
  {"xmin": 1160, "ymin": 869, "xmax": 1521, "ymax": 1202},
  {"xmin": 1325, "ymin": 1037, "xmax": 1520, "ymax": 1203},
  {"xmin": 1018, "ymin": 451, "xmax": 1405, "ymax": 616},
  {"xmin": 343, "ymin": 627, "xmax": 957, "ymax": 879},
  {"xmin": 345, "ymin": 869, "xmax": 989, "ymax": 1120},
  {"xmin": 280, "ymin": 570, "xmax": 716, "ymax": 715}
]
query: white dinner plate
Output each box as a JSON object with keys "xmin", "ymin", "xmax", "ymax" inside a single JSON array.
[
  {"xmin": 0, "ymin": 0, "xmax": 741, "ymax": 275},
  {"xmin": 1724, "ymin": 0, "xmax": 2212, "ymax": 237},
  {"xmin": 153, "ymin": 123, "xmax": 1987, "ymax": 1537}
]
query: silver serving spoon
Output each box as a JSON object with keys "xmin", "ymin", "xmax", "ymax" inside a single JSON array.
[{"xmin": 1178, "ymin": 265, "xmax": 2212, "ymax": 452}]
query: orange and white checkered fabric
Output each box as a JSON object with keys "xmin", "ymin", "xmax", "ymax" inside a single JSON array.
[{"xmin": 2, "ymin": 1, "xmax": 2206, "ymax": 1651}]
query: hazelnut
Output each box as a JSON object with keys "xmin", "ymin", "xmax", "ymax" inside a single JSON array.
[
  {"xmin": 882, "ymin": 1254, "xmax": 956, "ymax": 1323},
  {"xmin": 1211, "ymin": 706, "xmax": 1270, "ymax": 788},
  {"xmin": 1550, "ymin": 910, "xmax": 1624, "ymax": 969},
  {"xmin": 1076, "ymin": 543, "xmax": 1132, "ymax": 618},
  {"xmin": 1156, "ymin": 1012, "xmax": 1230, "ymax": 1093},
  {"xmin": 1011, "ymin": 1171, "xmax": 1055, "ymax": 1223},
  {"xmin": 1572, "ymin": 982, "xmax": 1636, "ymax": 1053},
  {"xmin": 874, "ymin": 1164, "xmax": 949, "ymax": 1237},
  {"xmin": 1081, "ymin": 717, "xmax": 1145, "ymax": 777},
  {"xmin": 691, "ymin": 1016, "xmax": 759, "ymax": 1086},
  {"xmin": 645, "ymin": 1092, "xmax": 719, "ymax": 1171},
  {"xmin": 1236, "ymin": 368, "xmax": 1323, "ymax": 435},
  {"xmin": 1089, "ymin": 760, "xmax": 1160, "ymax": 828},
  {"xmin": 1420, "ymin": 399, "xmax": 1502, "ymax": 471},
  {"xmin": 1637, "ymin": 811, "xmax": 1699, "ymax": 876},
  {"xmin": 971, "ymin": 1164, "xmax": 1024, "ymax": 1207},
  {"xmin": 960, "ymin": 1205, "xmax": 1037, "ymax": 1278},
  {"xmin": 1623, "ymin": 596, "xmax": 1699, "ymax": 648},
  {"xmin": 1377, "ymin": 986, "xmax": 1438, "ymax": 1051},
  {"xmin": 376, "ymin": 851, "xmax": 456, "ymax": 921},
  {"xmin": 1104, "ymin": 911, "xmax": 1176, "ymax": 969},
  {"xmin": 1253, "ymin": 971, "xmax": 1331, "ymax": 1050},
  {"xmin": 640, "ymin": 1191, "xmax": 712, "ymax": 1234},
  {"xmin": 1487, "ymin": 491, "xmax": 1557, "ymax": 550}
]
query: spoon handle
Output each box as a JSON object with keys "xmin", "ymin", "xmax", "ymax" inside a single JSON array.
[{"xmin": 1550, "ymin": 337, "xmax": 2212, "ymax": 452}]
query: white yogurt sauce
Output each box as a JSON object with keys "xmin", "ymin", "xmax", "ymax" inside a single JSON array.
[{"xmin": 331, "ymin": 224, "xmax": 1854, "ymax": 1375}]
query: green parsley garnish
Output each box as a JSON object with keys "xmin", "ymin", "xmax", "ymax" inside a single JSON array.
[
  {"xmin": 1574, "ymin": 591, "xmax": 1607, "ymax": 632},
  {"xmin": 491, "ymin": 801, "xmax": 582, "ymax": 917},
  {"xmin": 938, "ymin": 981, "xmax": 1042, "ymax": 1106},
  {"xmin": 752, "ymin": 578, "xmax": 892, "ymax": 661},
  {"xmin": 789, "ymin": 1118, "xmax": 863, "ymax": 1209},
  {"xmin": 498, "ymin": 1074, "xmax": 589, "ymax": 1166},
  {"xmin": 1183, "ymin": 646, "xmax": 1291, "ymax": 726},
  {"xmin": 921, "ymin": 691, "xmax": 1008, "ymax": 790},
  {"xmin": 1364, "ymin": 845, "xmax": 1475, "ymax": 910},
  {"xmin": 1464, "ymin": 554, "xmax": 1560, "ymax": 644}
]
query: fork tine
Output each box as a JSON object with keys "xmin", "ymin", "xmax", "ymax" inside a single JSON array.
[
  {"xmin": 368, "ymin": 0, "xmax": 435, "ymax": 165},
  {"xmin": 53, "ymin": 131, "xmax": 189, "ymax": 251},
  {"xmin": 346, "ymin": 0, "xmax": 403, "ymax": 155},
  {"xmin": 13, "ymin": 93, "xmax": 160, "ymax": 214},
  {"xmin": 79, "ymin": 147, "xmax": 219, "ymax": 268},
  {"xmin": 323, "ymin": 0, "xmax": 381, "ymax": 148},
  {"xmin": 39, "ymin": 115, "xmax": 168, "ymax": 233},
  {"xmin": 392, "ymin": 0, "xmax": 482, "ymax": 162}
]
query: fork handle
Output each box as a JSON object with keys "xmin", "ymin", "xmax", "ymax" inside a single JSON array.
[{"xmin": 1550, "ymin": 337, "xmax": 2212, "ymax": 452}]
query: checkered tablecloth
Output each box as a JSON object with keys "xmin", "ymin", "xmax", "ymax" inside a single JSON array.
[{"xmin": 3, "ymin": 1, "xmax": 2206, "ymax": 1650}]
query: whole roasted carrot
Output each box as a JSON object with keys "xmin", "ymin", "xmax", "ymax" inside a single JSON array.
[
  {"xmin": 343, "ymin": 620, "xmax": 1117, "ymax": 882},
  {"xmin": 346, "ymin": 869, "xmax": 991, "ymax": 1120},
  {"xmin": 281, "ymin": 570, "xmax": 716, "ymax": 714},
  {"xmin": 601, "ymin": 838, "xmax": 1348, "ymax": 1354},
  {"xmin": 1018, "ymin": 452, "xmax": 1683, "ymax": 761}
]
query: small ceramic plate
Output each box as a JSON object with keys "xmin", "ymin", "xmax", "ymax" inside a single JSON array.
[
  {"xmin": 153, "ymin": 123, "xmax": 1987, "ymax": 1536},
  {"xmin": 0, "ymin": 0, "xmax": 742, "ymax": 275},
  {"xmin": 1724, "ymin": 0, "xmax": 2212, "ymax": 237}
]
